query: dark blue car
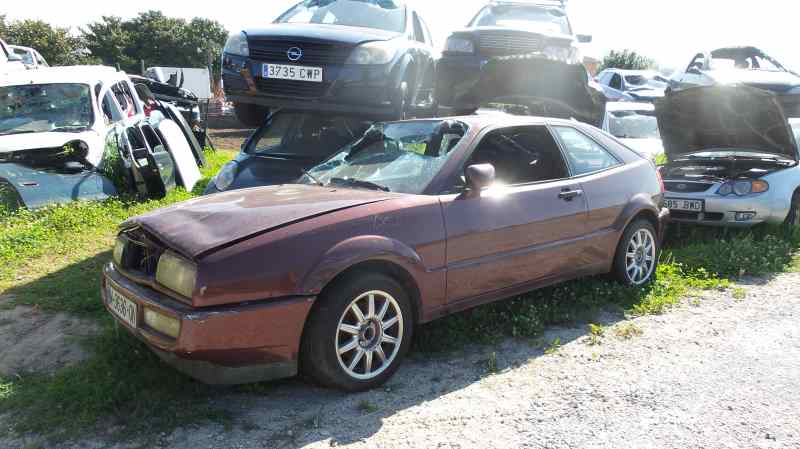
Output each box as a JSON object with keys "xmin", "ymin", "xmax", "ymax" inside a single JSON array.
[
  {"xmin": 204, "ymin": 111, "xmax": 372, "ymax": 194},
  {"xmin": 221, "ymin": 0, "xmax": 437, "ymax": 127}
]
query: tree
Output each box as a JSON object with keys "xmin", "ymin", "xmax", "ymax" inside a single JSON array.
[
  {"xmin": 599, "ymin": 49, "xmax": 656, "ymax": 72},
  {"xmin": 0, "ymin": 17, "xmax": 95, "ymax": 66},
  {"xmin": 82, "ymin": 11, "xmax": 228, "ymax": 78}
]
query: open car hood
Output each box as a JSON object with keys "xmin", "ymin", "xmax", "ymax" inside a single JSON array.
[
  {"xmin": 655, "ymin": 86, "xmax": 798, "ymax": 161},
  {"xmin": 125, "ymin": 184, "xmax": 394, "ymax": 259}
]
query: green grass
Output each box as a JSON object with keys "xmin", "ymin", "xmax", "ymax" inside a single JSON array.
[{"xmin": 2, "ymin": 153, "xmax": 800, "ymax": 442}]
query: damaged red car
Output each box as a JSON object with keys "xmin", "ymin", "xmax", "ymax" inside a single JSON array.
[{"xmin": 102, "ymin": 115, "xmax": 667, "ymax": 391}]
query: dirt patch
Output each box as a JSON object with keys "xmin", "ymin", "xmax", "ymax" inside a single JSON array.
[
  {"xmin": 208, "ymin": 128, "xmax": 254, "ymax": 152},
  {"xmin": 0, "ymin": 304, "xmax": 99, "ymax": 377}
]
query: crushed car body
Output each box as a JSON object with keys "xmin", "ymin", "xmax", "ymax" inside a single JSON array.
[
  {"xmin": 602, "ymin": 101, "xmax": 663, "ymax": 159},
  {"xmin": 0, "ymin": 66, "xmax": 203, "ymax": 210},
  {"xmin": 656, "ymin": 85, "xmax": 800, "ymax": 227}
]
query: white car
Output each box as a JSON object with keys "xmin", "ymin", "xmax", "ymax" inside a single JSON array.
[
  {"xmin": 602, "ymin": 102, "xmax": 664, "ymax": 159},
  {"xmin": 9, "ymin": 45, "xmax": 49, "ymax": 69},
  {"xmin": 0, "ymin": 39, "xmax": 26, "ymax": 73},
  {"xmin": 0, "ymin": 66, "xmax": 200, "ymax": 210}
]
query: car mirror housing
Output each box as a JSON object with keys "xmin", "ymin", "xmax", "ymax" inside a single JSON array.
[
  {"xmin": 576, "ymin": 34, "xmax": 593, "ymax": 44},
  {"xmin": 464, "ymin": 164, "xmax": 495, "ymax": 195}
]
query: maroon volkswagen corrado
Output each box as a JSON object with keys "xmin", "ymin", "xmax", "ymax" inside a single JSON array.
[{"xmin": 102, "ymin": 114, "xmax": 668, "ymax": 391}]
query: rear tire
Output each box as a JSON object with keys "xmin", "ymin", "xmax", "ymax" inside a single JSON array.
[
  {"xmin": 612, "ymin": 219, "xmax": 659, "ymax": 286},
  {"xmin": 392, "ymin": 81, "xmax": 410, "ymax": 120},
  {"xmin": 233, "ymin": 102, "xmax": 269, "ymax": 128},
  {"xmin": 300, "ymin": 272, "xmax": 414, "ymax": 392}
]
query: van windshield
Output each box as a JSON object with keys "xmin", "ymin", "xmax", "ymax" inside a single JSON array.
[{"xmin": 277, "ymin": 0, "xmax": 407, "ymax": 33}]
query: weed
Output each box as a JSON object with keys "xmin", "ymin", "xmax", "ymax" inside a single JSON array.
[
  {"xmin": 545, "ymin": 337, "xmax": 562, "ymax": 355},
  {"xmin": 614, "ymin": 322, "xmax": 644, "ymax": 340},
  {"xmin": 732, "ymin": 287, "xmax": 747, "ymax": 300},
  {"xmin": 356, "ymin": 400, "xmax": 379, "ymax": 414},
  {"xmin": 586, "ymin": 323, "xmax": 605, "ymax": 346}
]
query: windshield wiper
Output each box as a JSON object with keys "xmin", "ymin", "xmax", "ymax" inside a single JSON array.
[{"xmin": 330, "ymin": 177, "xmax": 391, "ymax": 192}]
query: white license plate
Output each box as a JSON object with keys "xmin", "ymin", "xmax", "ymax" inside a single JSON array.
[
  {"xmin": 262, "ymin": 63, "xmax": 323, "ymax": 82},
  {"xmin": 665, "ymin": 198, "xmax": 704, "ymax": 212},
  {"xmin": 107, "ymin": 285, "xmax": 138, "ymax": 328}
]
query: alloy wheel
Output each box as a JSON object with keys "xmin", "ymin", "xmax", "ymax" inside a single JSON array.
[
  {"xmin": 335, "ymin": 290, "xmax": 404, "ymax": 380},
  {"xmin": 625, "ymin": 228, "xmax": 656, "ymax": 285}
]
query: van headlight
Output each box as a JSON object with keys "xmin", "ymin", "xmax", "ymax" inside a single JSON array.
[
  {"xmin": 156, "ymin": 252, "xmax": 197, "ymax": 299},
  {"xmin": 445, "ymin": 37, "xmax": 475, "ymax": 54},
  {"xmin": 346, "ymin": 40, "xmax": 400, "ymax": 65}
]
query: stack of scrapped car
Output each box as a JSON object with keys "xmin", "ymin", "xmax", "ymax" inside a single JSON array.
[
  {"xmin": 656, "ymin": 85, "xmax": 800, "ymax": 227},
  {"xmin": 221, "ymin": 0, "xmax": 437, "ymax": 127},
  {"xmin": 435, "ymin": 0, "xmax": 605, "ymax": 126},
  {"xmin": 0, "ymin": 66, "xmax": 204, "ymax": 211}
]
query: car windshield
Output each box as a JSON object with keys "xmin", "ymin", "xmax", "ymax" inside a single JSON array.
[
  {"xmin": 710, "ymin": 52, "xmax": 785, "ymax": 72},
  {"xmin": 471, "ymin": 5, "xmax": 571, "ymax": 35},
  {"xmin": 0, "ymin": 83, "xmax": 94, "ymax": 136},
  {"xmin": 609, "ymin": 110, "xmax": 660, "ymax": 139},
  {"xmin": 277, "ymin": 0, "xmax": 407, "ymax": 33},
  {"xmin": 248, "ymin": 112, "xmax": 373, "ymax": 160},
  {"xmin": 303, "ymin": 120, "xmax": 467, "ymax": 194}
]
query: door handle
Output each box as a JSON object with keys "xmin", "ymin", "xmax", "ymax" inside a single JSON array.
[{"xmin": 558, "ymin": 189, "xmax": 583, "ymax": 201}]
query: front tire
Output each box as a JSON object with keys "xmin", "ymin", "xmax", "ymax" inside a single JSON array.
[
  {"xmin": 612, "ymin": 219, "xmax": 659, "ymax": 286},
  {"xmin": 301, "ymin": 272, "xmax": 414, "ymax": 392},
  {"xmin": 784, "ymin": 191, "xmax": 800, "ymax": 227},
  {"xmin": 233, "ymin": 102, "xmax": 269, "ymax": 128}
]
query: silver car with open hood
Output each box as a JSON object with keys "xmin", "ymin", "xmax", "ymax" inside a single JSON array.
[{"xmin": 656, "ymin": 85, "xmax": 800, "ymax": 227}]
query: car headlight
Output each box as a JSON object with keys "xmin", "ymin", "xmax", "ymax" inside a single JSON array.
[
  {"xmin": 444, "ymin": 37, "xmax": 475, "ymax": 54},
  {"xmin": 156, "ymin": 252, "xmax": 197, "ymax": 299},
  {"xmin": 113, "ymin": 236, "xmax": 126, "ymax": 267},
  {"xmin": 717, "ymin": 180, "xmax": 769, "ymax": 196},
  {"xmin": 223, "ymin": 32, "xmax": 249, "ymax": 57},
  {"xmin": 346, "ymin": 40, "xmax": 399, "ymax": 65},
  {"xmin": 214, "ymin": 161, "xmax": 238, "ymax": 191},
  {"xmin": 143, "ymin": 308, "xmax": 181, "ymax": 338}
]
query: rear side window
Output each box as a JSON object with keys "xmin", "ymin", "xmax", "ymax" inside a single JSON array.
[
  {"xmin": 610, "ymin": 73, "xmax": 622, "ymax": 89},
  {"xmin": 554, "ymin": 126, "xmax": 621, "ymax": 176}
]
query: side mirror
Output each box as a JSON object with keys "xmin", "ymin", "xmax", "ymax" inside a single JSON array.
[
  {"xmin": 576, "ymin": 34, "xmax": 593, "ymax": 43},
  {"xmin": 464, "ymin": 164, "xmax": 495, "ymax": 195}
]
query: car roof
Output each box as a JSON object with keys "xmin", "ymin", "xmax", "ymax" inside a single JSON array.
[
  {"xmin": 489, "ymin": 0, "xmax": 566, "ymax": 9},
  {"xmin": 8, "ymin": 45, "xmax": 34, "ymax": 52},
  {"xmin": 405, "ymin": 112, "xmax": 588, "ymax": 130},
  {"xmin": 602, "ymin": 68, "xmax": 658, "ymax": 76},
  {"xmin": 605, "ymin": 101, "xmax": 655, "ymax": 112},
  {"xmin": 0, "ymin": 66, "xmax": 130, "ymax": 87}
]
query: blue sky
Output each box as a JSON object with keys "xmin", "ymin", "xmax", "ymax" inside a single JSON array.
[{"xmin": 4, "ymin": 0, "xmax": 799, "ymax": 72}]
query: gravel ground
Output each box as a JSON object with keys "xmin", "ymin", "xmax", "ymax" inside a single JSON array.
[{"xmin": 7, "ymin": 272, "xmax": 800, "ymax": 449}]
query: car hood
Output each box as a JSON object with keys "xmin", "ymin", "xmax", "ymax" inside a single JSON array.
[
  {"xmin": 245, "ymin": 24, "xmax": 401, "ymax": 46},
  {"xmin": 126, "ymin": 184, "xmax": 396, "ymax": 259},
  {"xmin": 619, "ymin": 138, "xmax": 664, "ymax": 158},
  {"xmin": 0, "ymin": 130, "xmax": 103, "ymax": 166},
  {"xmin": 656, "ymin": 86, "xmax": 797, "ymax": 160},
  {"xmin": 452, "ymin": 26, "xmax": 574, "ymax": 45},
  {"xmin": 705, "ymin": 69, "xmax": 800, "ymax": 92}
]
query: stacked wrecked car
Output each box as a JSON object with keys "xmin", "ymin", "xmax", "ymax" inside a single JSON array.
[{"xmin": 0, "ymin": 66, "xmax": 206, "ymax": 210}]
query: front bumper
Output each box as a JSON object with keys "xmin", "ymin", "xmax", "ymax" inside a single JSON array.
[
  {"xmin": 664, "ymin": 191, "xmax": 785, "ymax": 227},
  {"xmin": 222, "ymin": 53, "xmax": 401, "ymax": 118},
  {"xmin": 101, "ymin": 263, "xmax": 314, "ymax": 385}
]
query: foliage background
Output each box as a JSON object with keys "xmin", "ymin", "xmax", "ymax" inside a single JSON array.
[{"xmin": 599, "ymin": 49, "xmax": 656, "ymax": 72}]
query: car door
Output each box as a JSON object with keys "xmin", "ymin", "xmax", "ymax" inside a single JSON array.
[
  {"xmin": 552, "ymin": 125, "xmax": 628, "ymax": 268},
  {"xmin": 440, "ymin": 125, "xmax": 589, "ymax": 304}
]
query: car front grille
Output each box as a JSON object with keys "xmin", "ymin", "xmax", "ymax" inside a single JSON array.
[
  {"xmin": 249, "ymin": 39, "xmax": 354, "ymax": 65},
  {"xmin": 664, "ymin": 181, "xmax": 714, "ymax": 193},
  {"xmin": 671, "ymin": 211, "xmax": 724, "ymax": 222},
  {"xmin": 477, "ymin": 32, "xmax": 544, "ymax": 56},
  {"xmin": 254, "ymin": 78, "xmax": 330, "ymax": 99}
]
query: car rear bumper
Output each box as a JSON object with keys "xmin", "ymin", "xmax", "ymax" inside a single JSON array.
[
  {"xmin": 664, "ymin": 192, "xmax": 786, "ymax": 227},
  {"xmin": 101, "ymin": 263, "xmax": 314, "ymax": 385},
  {"xmin": 436, "ymin": 55, "xmax": 485, "ymax": 110}
]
